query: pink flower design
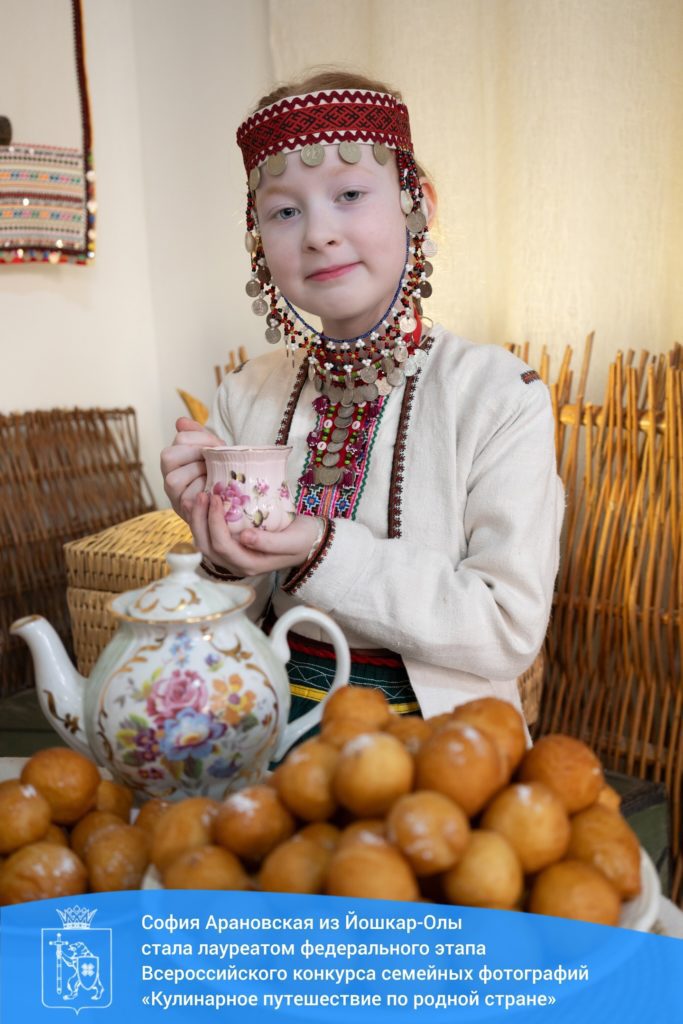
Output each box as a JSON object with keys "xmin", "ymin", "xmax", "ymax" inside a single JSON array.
[
  {"xmin": 213, "ymin": 480, "xmax": 249, "ymax": 523},
  {"xmin": 147, "ymin": 669, "xmax": 207, "ymax": 723},
  {"xmin": 279, "ymin": 481, "xmax": 291, "ymax": 499},
  {"xmin": 254, "ymin": 478, "xmax": 270, "ymax": 495}
]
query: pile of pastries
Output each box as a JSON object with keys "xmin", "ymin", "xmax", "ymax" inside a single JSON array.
[{"xmin": 0, "ymin": 689, "xmax": 642, "ymax": 926}]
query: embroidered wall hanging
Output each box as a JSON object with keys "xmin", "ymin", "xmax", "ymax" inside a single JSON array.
[{"xmin": 0, "ymin": 0, "xmax": 95, "ymax": 266}]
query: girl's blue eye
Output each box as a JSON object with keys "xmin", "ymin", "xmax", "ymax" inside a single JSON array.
[
  {"xmin": 340, "ymin": 190, "xmax": 362, "ymax": 202},
  {"xmin": 275, "ymin": 206, "xmax": 298, "ymax": 220}
]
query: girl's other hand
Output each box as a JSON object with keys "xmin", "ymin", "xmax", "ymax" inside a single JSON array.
[
  {"xmin": 191, "ymin": 494, "xmax": 322, "ymax": 577},
  {"xmin": 160, "ymin": 417, "xmax": 222, "ymax": 522}
]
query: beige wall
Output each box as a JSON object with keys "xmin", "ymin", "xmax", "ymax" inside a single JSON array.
[{"xmin": 0, "ymin": 0, "xmax": 273, "ymax": 504}]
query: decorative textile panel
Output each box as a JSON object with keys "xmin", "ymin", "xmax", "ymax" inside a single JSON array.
[{"xmin": 0, "ymin": 0, "xmax": 94, "ymax": 266}]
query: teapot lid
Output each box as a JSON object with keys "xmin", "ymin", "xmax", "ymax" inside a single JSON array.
[{"xmin": 109, "ymin": 544, "xmax": 254, "ymax": 623}]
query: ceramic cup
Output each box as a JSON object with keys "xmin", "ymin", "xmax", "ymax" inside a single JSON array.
[{"xmin": 203, "ymin": 445, "xmax": 296, "ymax": 534}]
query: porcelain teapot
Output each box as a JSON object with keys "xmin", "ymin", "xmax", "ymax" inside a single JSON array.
[{"xmin": 11, "ymin": 545, "xmax": 350, "ymax": 800}]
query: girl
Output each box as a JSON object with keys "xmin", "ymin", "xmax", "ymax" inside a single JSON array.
[{"xmin": 161, "ymin": 69, "xmax": 564, "ymax": 726}]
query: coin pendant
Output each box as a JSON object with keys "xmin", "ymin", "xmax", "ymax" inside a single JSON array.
[
  {"xmin": 412, "ymin": 349, "xmax": 428, "ymax": 368},
  {"xmin": 341, "ymin": 389, "xmax": 355, "ymax": 406},
  {"xmin": 422, "ymin": 237, "xmax": 438, "ymax": 257},
  {"xmin": 265, "ymin": 327, "xmax": 281, "ymax": 344},
  {"xmin": 362, "ymin": 383, "xmax": 379, "ymax": 401},
  {"xmin": 399, "ymin": 315, "xmax": 417, "ymax": 335},
  {"xmin": 317, "ymin": 467, "xmax": 342, "ymax": 486},
  {"xmin": 339, "ymin": 140, "xmax": 361, "ymax": 163},
  {"xmin": 360, "ymin": 365, "xmax": 378, "ymax": 384},
  {"xmin": 383, "ymin": 355, "xmax": 395, "ymax": 376},
  {"xmin": 400, "ymin": 190, "xmax": 414, "ymax": 215},
  {"xmin": 373, "ymin": 142, "xmax": 390, "ymax": 165},
  {"xmin": 406, "ymin": 210, "xmax": 427, "ymax": 235},
  {"xmin": 327, "ymin": 385, "xmax": 344, "ymax": 403},
  {"xmin": 335, "ymin": 409, "xmax": 354, "ymax": 423},
  {"xmin": 331, "ymin": 428, "xmax": 348, "ymax": 442},
  {"xmin": 301, "ymin": 144, "xmax": 324, "ymax": 166},
  {"xmin": 248, "ymin": 166, "xmax": 261, "ymax": 190},
  {"xmin": 419, "ymin": 280, "xmax": 433, "ymax": 298},
  {"xmin": 314, "ymin": 375, "xmax": 324, "ymax": 392},
  {"xmin": 266, "ymin": 152, "xmax": 287, "ymax": 176},
  {"xmin": 257, "ymin": 265, "xmax": 271, "ymax": 285},
  {"xmin": 244, "ymin": 231, "xmax": 257, "ymax": 253},
  {"xmin": 245, "ymin": 279, "xmax": 261, "ymax": 297},
  {"xmin": 387, "ymin": 367, "xmax": 405, "ymax": 387},
  {"xmin": 423, "ymin": 260, "xmax": 434, "ymax": 277},
  {"xmin": 322, "ymin": 452, "xmax": 340, "ymax": 467},
  {"xmin": 251, "ymin": 297, "xmax": 268, "ymax": 316},
  {"xmin": 403, "ymin": 356, "xmax": 417, "ymax": 377},
  {"xmin": 376, "ymin": 378, "xmax": 391, "ymax": 396},
  {"xmin": 308, "ymin": 363, "xmax": 317, "ymax": 381},
  {"xmin": 394, "ymin": 343, "xmax": 408, "ymax": 363},
  {"xmin": 326, "ymin": 441, "xmax": 344, "ymax": 454}
]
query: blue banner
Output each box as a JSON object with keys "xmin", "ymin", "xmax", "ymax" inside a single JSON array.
[{"xmin": 1, "ymin": 891, "xmax": 681, "ymax": 1022}]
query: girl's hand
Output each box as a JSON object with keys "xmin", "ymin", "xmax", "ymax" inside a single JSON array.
[
  {"xmin": 160, "ymin": 417, "xmax": 222, "ymax": 522},
  {"xmin": 191, "ymin": 493, "xmax": 322, "ymax": 577}
]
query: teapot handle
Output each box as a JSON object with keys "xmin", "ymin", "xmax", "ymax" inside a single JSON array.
[{"xmin": 269, "ymin": 606, "xmax": 350, "ymax": 762}]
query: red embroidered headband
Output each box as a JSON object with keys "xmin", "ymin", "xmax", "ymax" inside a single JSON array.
[{"xmin": 236, "ymin": 88, "xmax": 414, "ymax": 181}]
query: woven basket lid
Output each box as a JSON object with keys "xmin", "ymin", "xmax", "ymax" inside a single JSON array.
[{"xmin": 109, "ymin": 544, "xmax": 253, "ymax": 623}]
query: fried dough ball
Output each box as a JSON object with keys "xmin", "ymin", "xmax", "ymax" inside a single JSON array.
[
  {"xmin": 70, "ymin": 811, "xmax": 125, "ymax": 861},
  {"xmin": 320, "ymin": 717, "xmax": 374, "ymax": 750},
  {"xmin": 0, "ymin": 779, "xmax": 51, "ymax": 853},
  {"xmin": 21, "ymin": 748, "xmax": 100, "ymax": 825},
  {"xmin": 451, "ymin": 697, "xmax": 527, "ymax": 778},
  {"xmin": 44, "ymin": 824, "xmax": 69, "ymax": 847},
  {"xmin": 214, "ymin": 786, "xmax": 295, "ymax": 862},
  {"xmin": 259, "ymin": 836, "xmax": 331, "ymax": 894},
  {"xmin": 273, "ymin": 739, "xmax": 338, "ymax": 821},
  {"xmin": 134, "ymin": 798, "xmax": 171, "ymax": 835},
  {"xmin": 441, "ymin": 830, "xmax": 524, "ymax": 910},
  {"xmin": 95, "ymin": 778, "xmax": 134, "ymax": 821},
  {"xmin": 481, "ymin": 782, "xmax": 571, "ymax": 873},
  {"xmin": 415, "ymin": 723, "xmax": 503, "ymax": 817},
  {"xmin": 298, "ymin": 822, "xmax": 341, "ymax": 852},
  {"xmin": 333, "ymin": 733, "xmax": 414, "ymax": 816},
  {"xmin": 163, "ymin": 846, "xmax": 249, "ymax": 891},
  {"xmin": 528, "ymin": 859, "xmax": 621, "ymax": 926},
  {"xmin": 0, "ymin": 842, "xmax": 87, "ymax": 905},
  {"xmin": 426, "ymin": 712, "xmax": 456, "ymax": 733},
  {"xmin": 596, "ymin": 784, "xmax": 621, "ymax": 811},
  {"xmin": 322, "ymin": 685, "xmax": 391, "ymax": 730},
  {"xmin": 567, "ymin": 804, "xmax": 641, "ymax": 898},
  {"xmin": 150, "ymin": 797, "xmax": 219, "ymax": 873},
  {"xmin": 518, "ymin": 735, "xmax": 604, "ymax": 813},
  {"xmin": 384, "ymin": 715, "xmax": 432, "ymax": 755},
  {"xmin": 86, "ymin": 824, "xmax": 150, "ymax": 892},
  {"xmin": 326, "ymin": 841, "xmax": 419, "ymax": 901},
  {"xmin": 386, "ymin": 791, "xmax": 470, "ymax": 876},
  {"xmin": 338, "ymin": 820, "xmax": 387, "ymax": 848}
]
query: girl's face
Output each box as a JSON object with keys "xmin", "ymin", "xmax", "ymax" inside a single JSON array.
[{"xmin": 255, "ymin": 146, "xmax": 408, "ymax": 340}]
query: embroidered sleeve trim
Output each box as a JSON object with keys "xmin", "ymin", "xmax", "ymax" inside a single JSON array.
[
  {"xmin": 200, "ymin": 557, "xmax": 245, "ymax": 582},
  {"xmin": 275, "ymin": 359, "xmax": 309, "ymax": 446},
  {"xmin": 281, "ymin": 518, "xmax": 336, "ymax": 595}
]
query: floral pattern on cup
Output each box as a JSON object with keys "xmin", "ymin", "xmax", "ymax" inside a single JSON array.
[
  {"xmin": 112, "ymin": 628, "xmax": 275, "ymax": 795},
  {"xmin": 203, "ymin": 445, "xmax": 296, "ymax": 534}
]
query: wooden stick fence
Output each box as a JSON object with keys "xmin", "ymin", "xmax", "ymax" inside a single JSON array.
[{"xmin": 507, "ymin": 337, "xmax": 683, "ymax": 903}]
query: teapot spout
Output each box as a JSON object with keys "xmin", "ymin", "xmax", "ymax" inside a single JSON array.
[{"xmin": 10, "ymin": 615, "xmax": 92, "ymax": 759}]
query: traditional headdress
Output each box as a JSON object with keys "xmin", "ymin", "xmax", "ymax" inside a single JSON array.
[{"xmin": 236, "ymin": 87, "xmax": 437, "ymax": 487}]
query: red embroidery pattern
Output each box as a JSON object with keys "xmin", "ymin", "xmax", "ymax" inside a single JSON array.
[
  {"xmin": 389, "ymin": 336, "xmax": 435, "ymax": 538},
  {"xmin": 237, "ymin": 90, "xmax": 412, "ymax": 171},
  {"xmin": 521, "ymin": 370, "xmax": 541, "ymax": 385}
]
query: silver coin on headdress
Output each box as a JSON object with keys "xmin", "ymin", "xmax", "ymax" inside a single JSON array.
[
  {"xmin": 251, "ymin": 297, "xmax": 268, "ymax": 316},
  {"xmin": 406, "ymin": 210, "xmax": 427, "ymax": 235},
  {"xmin": 245, "ymin": 279, "xmax": 261, "ymax": 297},
  {"xmin": 248, "ymin": 166, "xmax": 261, "ymax": 190},
  {"xmin": 244, "ymin": 231, "xmax": 257, "ymax": 253},
  {"xmin": 265, "ymin": 327, "xmax": 281, "ymax": 344},
  {"xmin": 338, "ymin": 141, "xmax": 361, "ymax": 164},
  {"xmin": 301, "ymin": 144, "xmax": 324, "ymax": 166},
  {"xmin": 373, "ymin": 142, "xmax": 391, "ymax": 165},
  {"xmin": 266, "ymin": 153, "xmax": 287, "ymax": 176}
]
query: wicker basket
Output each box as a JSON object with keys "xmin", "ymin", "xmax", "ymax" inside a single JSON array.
[
  {"xmin": 517, "ymin": 651, "xmax": 544, "ymax": 727},
  {"xmin": 64, "ymin": 509, "xmax": 192, "ymax": 674}
]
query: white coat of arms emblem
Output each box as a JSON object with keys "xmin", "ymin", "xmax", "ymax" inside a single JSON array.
[{"xmin": 41, "ymin": 906, "xmax": 112, "ymax": 1013}]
